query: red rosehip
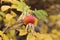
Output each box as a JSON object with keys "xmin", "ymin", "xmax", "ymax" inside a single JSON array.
[{"xmin": 24, "ymin": 15, "xmax": 35, "ymax": 24}]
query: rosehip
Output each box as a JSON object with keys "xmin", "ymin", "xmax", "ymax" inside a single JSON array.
[{"xmin": 24, "ymin": 15, "xmax": 35, "ymax": 24}]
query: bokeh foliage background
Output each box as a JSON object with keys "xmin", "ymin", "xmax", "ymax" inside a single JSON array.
[{"xmin": 0, "ymin": 0, "xmax": 60, "ymax": 40}]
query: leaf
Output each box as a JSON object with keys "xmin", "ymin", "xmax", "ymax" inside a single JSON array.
[
  {"xmin": 1, "ymin": 5, "xmax": 10, "ymax": 12},
  {"xmin": 50, "ymin": 34, "xmax": 59, "ymax": 40},
  {"xmin": 0, "ymin": 11, "xmax": 5, "ymax": 21},
  {"xmin": 19, "ymin": 25, "xmax": 27, "ymax": 36},
  {"xmin": 57, "ymin": 14, "xmax": 60, "ymax": 19},
  {"xmin": 5, "ymin": 14, "xmax": 13, "ymax": 21},
  {"xmin": 4, "ymin": 14, "xmax": 16, "ymax": 26},
  {"xmin": 9, "ymin": 30, "xmax": 16, "ymax": 37},
  {"xmin": 0, "ymin": 16, "xmax": 2, "ymax": 22},
  {"xmin": 0, "ymin": 11, "xmax": 5, "ymax": 17},
  {"xmin": 35, "ymin": 34, "xmax": 52, "ymax": 40},
  {"xmin": 0, "ymin": 31, "xmax": 9, "ymax": 40},
  {"xmin": 2, "ymin": 0, "xmax": 13, "ymax": 2},
  {"xmin": 6, "ymin": 30, "xmax": 16, "ymax": 40},
  {"xmin": 49, "ymin": 15, "xmax": 57, "ymax": 23},
  {"xmin": 51, "ymin": 29, "xmax": 60, "ymax": 36},
  {"xmin": 40, "ymin": 25, "xmax": 48, "ymax": 34},
  {"xmin": 33, "ymin": 9, "xmax": 48, "ymax": 19},
  {"xmin": 27, "ymin": 33, "xmax": 35, "ymax": 40},
  {"xmin": 33, "ymin": 9, "xmax": 41, "ymax": 19},
  {"xmin": 11, "ymin": 11, "xmax": 17, "ymax": 17},
  {"xmin": 38, "ymin": 10, "xmax": 48, "ymax": 16},
  {"xmin": 0, "ymin": 37, "xmax": 2, "ymax": 40},
  {"xmin": 12, "ymin": 1, "xmax": 29, "ymax": 12}
]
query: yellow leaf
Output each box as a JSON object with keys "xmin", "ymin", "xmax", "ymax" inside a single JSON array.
[
  {"xmin": 35, "ymin": 34, "xmax": 52, "ymax": 40},
  {"xmin": 57, "ymin": 14, "xmax": 60, "ymax": 20},
  {"xmin": 5, "ymin": 14, "xmax": 13, "ymax": 21},
  {"xmin": 1, "ymin": 5, "xmax": 10, "ymax": 11},
  {"xmin": 11, "ymin": 11, "xmax": 17, "ymax": 17},
  {"xmin": 2, "ymin": 0, "xmax": 17, "ymax": 3},
  {"xmin": 0, "ymin": 16, "xmax": 2, "ymax": 22},
  {"xmin": 51, "ymin": 29, "xmax": 57, "ymax": 34},
  {"xmin": 49, "ymin": 15, "xmax": 57, "ymax": 23},
  {"xmin": 44, "ymin": 35, "xmax": 52, "ymax": 40},
  {"xmin": 0, "ymin": 31, "xmax": 9, "ymax": 40},
  {"xmin": 50, "ymin": 34, "xmax": 59, "ymax": 40},
  {"xmin": 19, "ymin": 29, "xmax": 27, "ymax": 36},
  {"xmin": 19, "ymin": 25, "xmax": 27, "ymax": 36},
  {"xmin": 40, "ymin": 25, "xmax": 48, "ymax": 34},
  {"xmin": 0, "ymin": 37, "xmax": 2, "ymax": 40},
  {"xmin": 51, "ymin": 29, "xmax": 60, "ymax": 36},
  {"xmin": 27, "ymin": 33, "xmax": 35, "ymax": 40},
  {"xmin": 11, "ymin": 4, "xmax": 23, "ymax": 11},
  {"xmin": 4, "ymin": 14, "xmax": 16, "ymax": 26}
]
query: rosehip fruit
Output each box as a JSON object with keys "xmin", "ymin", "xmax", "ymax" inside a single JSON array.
[{"xmin": 24, "ymin": 15, "xmax": 35, "ymax": 24}]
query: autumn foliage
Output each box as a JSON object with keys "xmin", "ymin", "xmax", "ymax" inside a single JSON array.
[{"xmin": 0, "ymin": 0, "xmax": 60, "ymax": 40}]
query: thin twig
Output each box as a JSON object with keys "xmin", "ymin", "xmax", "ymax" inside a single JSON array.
[{"xmin": 3, "ymin": 20, "xmax": 23, "ymax": 33}]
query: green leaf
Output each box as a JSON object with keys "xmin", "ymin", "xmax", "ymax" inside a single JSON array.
[
  {"xmin": 14, "ymin": 1, "xmax": 28, "ymax": 11},
  {"xmin": 38, "ymin": 10, "xmax": 48, "ymax": 16},
  {"xmin": 33, "ymin": 9, "xmax": 48, "ymax": 19},
  {"xmin": 33, "ymin": 9, "xmax": 41, "ymax": 19},
  {"xmin": 17, "ymin": 1, "xmax": 26, "ymax": 8}
]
